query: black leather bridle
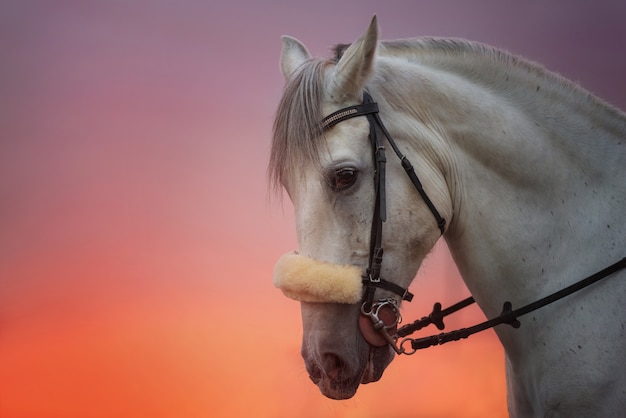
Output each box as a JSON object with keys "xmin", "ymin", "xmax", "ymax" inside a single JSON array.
[
  {"xmin": 321, "ymin": 91, "xmax": 626, "ymax": 355},
  {"xmin": 322, "ymin": 91, "xmax": 446, "ymax": 308}
]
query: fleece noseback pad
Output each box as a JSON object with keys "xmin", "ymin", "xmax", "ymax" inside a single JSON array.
[{"xmin": 273, "ymin": 251, "xmax": 364, "ymax": 304}]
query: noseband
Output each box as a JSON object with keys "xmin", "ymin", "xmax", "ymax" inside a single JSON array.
[
  {"xmin": 322, "ymin": 91, "xmax": 446, "ymax": 308},
  {"xmin": 321, "ymin": 91, "xmax": 626, "ymax": 355}
]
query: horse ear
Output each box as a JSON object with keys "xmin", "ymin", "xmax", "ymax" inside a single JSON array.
[
  {"xmin": 280, "ymin": 35, "xmax": 312, "ymax": 80},
  {"xmin": 329, "ymin": 15, "xmax": 378, "ymax": 102}
]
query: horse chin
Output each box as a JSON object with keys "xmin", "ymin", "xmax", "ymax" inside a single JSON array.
[
  {"xmin": 310, "ymin": 346, "xmax": 394, "ymax": 400},
  {"xmin": 313, "ymin": 375, "xmax": 360, "ymax": 400},
  {"xmin": 361, "ymin": 346, "xmax": 392, "ymax": 384}
]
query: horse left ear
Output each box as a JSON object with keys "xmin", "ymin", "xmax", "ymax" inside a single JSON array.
[
  {"xmin": 329, "ymin": 15, "xmax": 378, "ymax": 102},
  {"xmin": 280, "ymin": 35, "xmax": 312, "ymax": 81}
]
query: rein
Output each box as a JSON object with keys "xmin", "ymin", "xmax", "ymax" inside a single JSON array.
[
  {"xmin": 371, "ymin": 256, "xmax": 626, "ymax": 355},
  {"xmin": 321, "ymin": 91, "xmax": 626, "ymax": 354}
]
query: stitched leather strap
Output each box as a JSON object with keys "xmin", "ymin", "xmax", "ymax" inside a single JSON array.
[
  {"xmin": 320, "ymin": 91, "xmax": 445, "ymax": 303},
  {"xmin": 322, "ymin": 102, "xmax": 379, "ymax": 130}
]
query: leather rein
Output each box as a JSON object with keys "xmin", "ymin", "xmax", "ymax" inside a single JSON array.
[{"xmin": 321, "ymin": 91, "xmax": 626, "ymax": 355}]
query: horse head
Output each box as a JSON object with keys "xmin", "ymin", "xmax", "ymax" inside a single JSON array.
[{"xmin": 270, "ymin": 16, "xmax": 452, "ymax": 399}]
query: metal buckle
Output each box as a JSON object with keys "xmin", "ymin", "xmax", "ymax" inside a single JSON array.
[{"xmin": 360, "ymin": 299, "xmax": 408, "ymax": 354}]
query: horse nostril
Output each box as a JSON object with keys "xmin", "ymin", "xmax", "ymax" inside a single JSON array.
[
  {"xmin": 308, "ymin": 364, "xmax": 322, "ymax": 384},
  {"xmin": 322, "ymin": 353, "xmax": 346, "ymax": 381}
]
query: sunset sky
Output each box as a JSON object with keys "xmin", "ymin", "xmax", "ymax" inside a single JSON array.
[{"xmin": 2, "ymin": 1, "xmax": 625, "ymax": 417}]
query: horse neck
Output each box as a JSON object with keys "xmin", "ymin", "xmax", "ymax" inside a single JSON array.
[{"xmin": 377, "ymin": 45, "xmax": 626, "ymax": 319}]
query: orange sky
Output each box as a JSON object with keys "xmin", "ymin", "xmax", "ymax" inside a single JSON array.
[{"xmin": 2, "ymin": 1, "xmax": 625, "ymax": 417}]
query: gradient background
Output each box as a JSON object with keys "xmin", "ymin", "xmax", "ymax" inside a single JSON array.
[{"xmin": 2, "ymin": 1, "xmax": 625, "ymax": 417}]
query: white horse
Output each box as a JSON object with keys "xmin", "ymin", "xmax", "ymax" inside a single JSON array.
[{"xmin": 270, "ymin": 16, "xmax": 626, "ymax": 417}]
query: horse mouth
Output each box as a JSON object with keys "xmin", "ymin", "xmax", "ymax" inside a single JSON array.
[
  {"xmin": 311, "ymin": 374, "xmax": 360, "ymax": 400},
  {"xmin": 308, "ymin": 346, "xmax": 392, "ymax": 400},
  {"xmin": 361, "ymin": 346, "xmax": 388, "ymax": 384}
]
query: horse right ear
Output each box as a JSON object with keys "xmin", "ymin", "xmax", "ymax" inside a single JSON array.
[
  {"xmin": 280, "ymin": 35, "xmax": 311, "ymax": 81},
  {"xmin": 328, "ymin": 15, "xmax": 378, "ymax": 102}
]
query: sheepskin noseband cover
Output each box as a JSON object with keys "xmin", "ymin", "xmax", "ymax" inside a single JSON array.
[{"xmin": 273, "ymin": 251, "xmax": 363, "ymax": 304}]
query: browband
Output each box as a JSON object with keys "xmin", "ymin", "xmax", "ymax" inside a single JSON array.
[{"xmin": 322, "ymin": 102, "xmax": 379, "ymax": 130}]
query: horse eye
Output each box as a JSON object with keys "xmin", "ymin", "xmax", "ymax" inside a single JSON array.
[{"xmin": 330, "ymin": 168, "xmax": 358, "ymax": 191}]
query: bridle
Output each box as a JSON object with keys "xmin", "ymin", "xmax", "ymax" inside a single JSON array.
[
  {"xmin": 321, "ymin": 91, "xmax": 626, "ymax": 355},
  {"xmin": 322, "ymin": 91, "xmax": 446, "ymax": 307}
]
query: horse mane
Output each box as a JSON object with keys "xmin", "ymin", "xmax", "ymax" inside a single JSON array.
[
  {"xmin": 382, "ymin": 38, "xmax": 626, "ymax": 139},
  {"xmin": 336, "ymin": 37, "xmax": 589, "ymax": 98},
  {"xmin": 271, "ymin": 38, "xmax": 626, "ymax": 191}
]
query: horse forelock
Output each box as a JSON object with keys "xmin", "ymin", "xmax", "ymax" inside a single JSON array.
[
  {"xmin": 270, "ymin": 59, "xmax": 330, "ymax": 192},
  {"xmin": 332, "ymin": 44, "xmax": 350, "ymax": 62}
]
